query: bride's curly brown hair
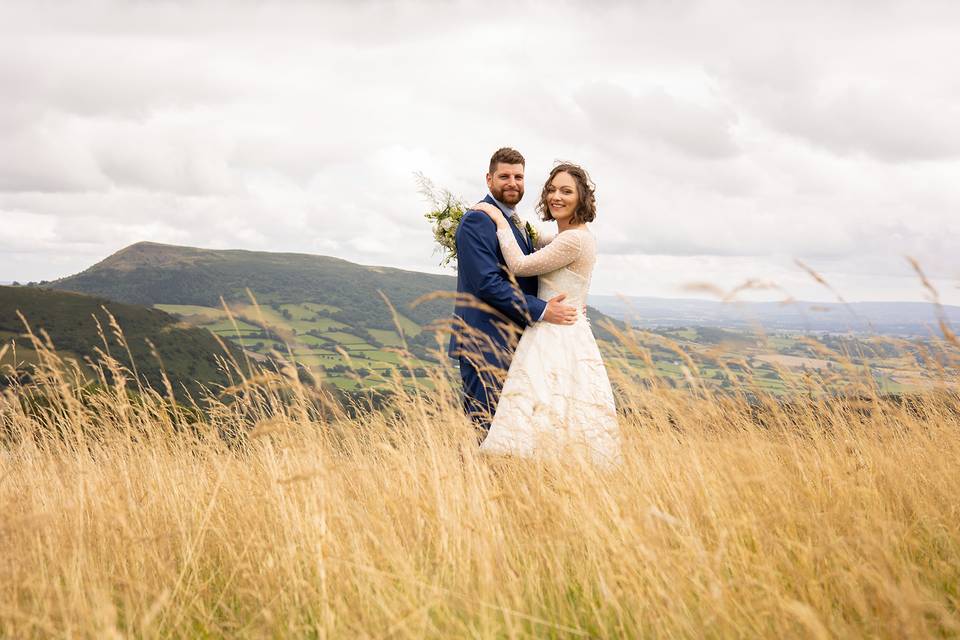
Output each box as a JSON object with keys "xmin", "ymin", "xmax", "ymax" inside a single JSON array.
[{"xmin": 536, "ymin": 162, "xmax": 597, "ymax": 224}]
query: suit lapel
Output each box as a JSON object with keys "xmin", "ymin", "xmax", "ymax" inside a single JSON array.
[
  {"xmin": 512, "ymin": 222, "xmax": 531, "ymax": 255},
  {"xmin": 484, "ymin": 195, "xmax": 532, "ymax": 255}
]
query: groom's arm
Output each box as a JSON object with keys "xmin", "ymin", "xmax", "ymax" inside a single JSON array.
[{"xmin": 456, "ymin": 211, "xmax": 547, "ymax": 326}]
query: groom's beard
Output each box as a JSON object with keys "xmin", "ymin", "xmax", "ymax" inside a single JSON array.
[{"xmin": 493, "ymin": 185, "xmax": 523, "ymax": 205}]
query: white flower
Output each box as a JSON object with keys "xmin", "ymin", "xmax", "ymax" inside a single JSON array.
[{"xmin": 440, "ymin": 219, "xmax": 454, "ymax": 231}]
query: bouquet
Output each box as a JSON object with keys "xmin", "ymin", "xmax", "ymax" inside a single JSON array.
[
  {"xmin": 419, "ymin": 173, "xmax": 467, "ymax": 268},
  {"xmin": 418, "ymin": 173, "xmax": 540, "ymax": 269}
]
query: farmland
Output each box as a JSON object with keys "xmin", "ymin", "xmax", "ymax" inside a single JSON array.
[{"xmin": 155, "ymin": 300, "xmax": 436, "ymax": 391}]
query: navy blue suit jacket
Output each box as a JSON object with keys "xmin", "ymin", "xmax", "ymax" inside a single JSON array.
[{"xmin": 447, "ymin": 194, "xmax": 547, "ymax": 363}]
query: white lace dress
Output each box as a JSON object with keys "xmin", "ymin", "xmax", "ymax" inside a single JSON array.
[{"xmin": 479, "ymin": 226, "xmax": 622, "ymax": 466}]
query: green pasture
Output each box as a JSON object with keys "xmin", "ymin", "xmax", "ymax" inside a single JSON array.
[
  {"xmin": 155, "ymin": 304, "xmax": 264, "ymax": 335},
  {"xmin": 294, "ymin": 354, "xmax": 346, "ymax": 368},
  {"xmin": 149, "ymin": 298, "xmax": 938, "ymax": 396},
  {"xmin": 368, "ymin": 329, "xmax": 405, "ymax": 347},
  {"xmin": 296, "ymin": 335, "xmax": 335, "ymax": 347},
  {"xmin": 390, "ymin": 313, "xmax": 422, "ymax": 336},
  {"xmin": 320, "ymin": 331, "xmax": 370, "ymax": 345},
  {"xmin": 240, "ymin": 306, "xmax": 290, "ymax": 330},
  {"xmin": 207, "ymin": 320, "xmax": 262, "ymax": 334},
  {"xmin": 307, "ymin": 317, "xmax": 349, "ymax": 331},
  {"xmin": 663, "ymin": 328, "xmax": 698, "ymax": 341},
  {"xmin": 354, "ymin": 349, "xmax": 408, "ymax": 365},
  {"xmin": 246, "ymin": 303, "xmax": 348, "ymax": 333},
  {"xmin": 278, "ymin": 303, "xmax": 341, "ymax": 320},
  {"xmin": 344, "ymin": 344, "xmax": 378, "ymax": 352},
  {"xmin": 155, "ymin": 304, "xmax": 226, "ymax": 322},
  {"xmin": 320, "ymin": 375, "xmax": 363, "ymax": 390},
  {"xmin": 300, "ymin": 302, "xmax": 340, "ymax": 314}
]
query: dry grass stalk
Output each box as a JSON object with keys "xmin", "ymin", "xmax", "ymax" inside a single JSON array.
[{"xmin": 1, "ymin": 311, "xmax": 959, "ymax": 638}]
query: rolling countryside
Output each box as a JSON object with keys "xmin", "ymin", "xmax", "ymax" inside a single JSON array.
[
  {"xmin": 41, "ymin": 241, "xmax": 625, "ymax": 391},
  {"xmin": 0, "ymin": 285, "xmax": 243, "ymax": 399},
  {"xmin": 1, "ymin": 240, "xmax": 945, "ymax": 396}
]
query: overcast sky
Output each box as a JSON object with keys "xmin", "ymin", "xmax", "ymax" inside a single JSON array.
[{"xmin": 2, "ymin": 0, "xmax": 959, "ymax": 304}]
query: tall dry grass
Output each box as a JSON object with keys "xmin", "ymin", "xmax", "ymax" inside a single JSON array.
[{"xmin": 2, "ymin": 315, "xmax": 960, "ymax": 639}]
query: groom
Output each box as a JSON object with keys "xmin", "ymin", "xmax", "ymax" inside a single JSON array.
[{"xmin": 448, "ymin": 147, "xmax": 578, "ymax": 434}]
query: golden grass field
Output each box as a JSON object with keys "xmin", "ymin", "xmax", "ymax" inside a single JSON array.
[{"xmin": 2, "ymin": 315, "xmax": 960, "ymax": 639}]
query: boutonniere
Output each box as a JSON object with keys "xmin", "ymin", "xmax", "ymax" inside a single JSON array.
[{"xmin": 525, "ymin": 221, "xmax": 539, "ymax": 247}]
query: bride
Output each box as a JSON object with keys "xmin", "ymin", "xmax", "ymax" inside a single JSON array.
[{"xmin": 471, "ymin": 163, "xmax": 622, "ymax": 466}]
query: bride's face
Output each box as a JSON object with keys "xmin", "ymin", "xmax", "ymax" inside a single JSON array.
[{"xmin": 545, "ymin": 171, "xmax": 578, "ymax": 222}]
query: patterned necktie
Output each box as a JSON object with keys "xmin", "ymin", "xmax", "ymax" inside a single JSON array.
[{"xmin": 510, "ymin": 213, "xmax": 528, "ymax": 245}]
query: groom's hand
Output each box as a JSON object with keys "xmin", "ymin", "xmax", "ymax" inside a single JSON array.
[{"xmin": 543, "ymin": 294, "xmax": 578, "ymax": 325}]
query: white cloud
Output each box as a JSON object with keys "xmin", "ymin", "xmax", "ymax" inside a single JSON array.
[
  {"xmin": 0, "ymin": 0, "xmax": 958, "ymax": 303},
  {"xmin": 0, "ymin": 122, "xmax": 108, "ymax": 192}
]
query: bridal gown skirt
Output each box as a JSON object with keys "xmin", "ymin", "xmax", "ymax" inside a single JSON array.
[{"xmin": 479, "ymin": 316, "xmax": 622, "ymax": 466}]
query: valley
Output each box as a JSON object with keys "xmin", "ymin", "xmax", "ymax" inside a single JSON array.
[
  {"xmin": 0, "ymin": 241, "xmax": 950, "ymax": 397},
  {"xmin": 154, "ymin": 300, "xmax": 437, "ymax": 390}
]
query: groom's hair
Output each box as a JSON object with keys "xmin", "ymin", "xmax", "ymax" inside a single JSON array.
[
  {"xmin": 537, "ymin": 162, "xmax": 597, "ymax": 225},
  {"xmin": 489, "ymin": 147, "xmax": 525, "ymax": 173}
]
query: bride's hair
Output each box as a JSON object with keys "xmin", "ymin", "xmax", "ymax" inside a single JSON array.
[{"xmin": 536, "ymin": 163, "xmax": 597, "ymax": 224}]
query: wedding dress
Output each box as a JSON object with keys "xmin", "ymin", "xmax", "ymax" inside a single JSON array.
[{"xmin": 479, "ymin": 226, "xmax": 622, "ymax": 466}]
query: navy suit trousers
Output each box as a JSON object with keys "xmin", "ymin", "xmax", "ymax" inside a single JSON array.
[{"xmin": 458, "ymin": 354, "xmax": 507, "ymax": 434}]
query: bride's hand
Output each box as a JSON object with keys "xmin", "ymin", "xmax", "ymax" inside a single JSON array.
[{"xmin": 472, "ymin": 202, "xmax": 507, "ymax": 228}]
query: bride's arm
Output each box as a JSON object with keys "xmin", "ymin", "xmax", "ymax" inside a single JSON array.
[
  {"xmin": 471, "ymin": 202, "xmax": 582, "ymax": 277},
  {"xmin": 495, "ymin": 229, "xmax": 582, "ymax": 277}
]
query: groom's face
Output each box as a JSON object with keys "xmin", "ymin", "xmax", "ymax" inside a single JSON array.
[{"xmin": 487, "ymin": 163, "xmax": 525, "ymax": 206}]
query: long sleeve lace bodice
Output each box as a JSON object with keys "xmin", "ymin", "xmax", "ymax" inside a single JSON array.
[
  {"xmin": 496, "ymin": 227, "xmax": 595, "ymax": 278},
  {"xmin": 535, "ymin": 230, "xmax": 556, "ymax": 250}
]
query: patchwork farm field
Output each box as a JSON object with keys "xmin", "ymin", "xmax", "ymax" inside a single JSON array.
[
  {"xmin": 155, "ymin": 301, "xmax": 941, "ymax": 395},
  {"xmin": 156, "ymin": 301, "xmax": 434, "ymax": 390}
]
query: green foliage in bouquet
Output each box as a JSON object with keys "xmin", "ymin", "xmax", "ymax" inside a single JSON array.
[
  {"xmin": 418, "ymin": 173, "xmax": 468, "ymax": 269},
  {"xmin": 419, "ymin": 173, "xmax": 541, "ymax": 269}
]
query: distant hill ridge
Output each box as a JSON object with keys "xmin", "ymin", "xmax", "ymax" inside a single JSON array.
[
  {"xmin": 589, "ymin": 294, "xmax": 960, "ymax": 335},
  {"xmin": 50, "ymin": 241, "xmax": 458, "ymax": 331},
  {"xmin": 39, "ymin": 240, "xmax": 956, "ymax": 337},
  {"xmin": 50, "ymin": 241, "xmax": 623, "ymax": 338}
]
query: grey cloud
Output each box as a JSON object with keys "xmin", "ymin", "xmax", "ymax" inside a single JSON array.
[
  {"xmin": 0, "ymin": 1, "xmax": 508, "ymax": 50},
  {"xmin": 0, "ymin": 126, "xmax": 108, "ymax": 193},
  {"xmin": 2, "ymin": 0, "xmax": 960, "ymax": 303},
  {"xmin": 763, "ymin": 87, "xmax": 960, "ymax": 162},
  {"xmin": 574, "ymin": 82, "xmax": 740, "ymax": 160},
  {"xmin": 0, "ymin": 38, "xmax": 243, "ymax": 121},
  {"xmin": 0, "ymin": 116, "xmax": 239, "ymax": 196},
  {"xmin": 719, "ymin": 37, "xmax": 960, "ymax": 163},
  {"xmin": 92, "ymin": 121, "xmax": 238, "ymax": 196}
]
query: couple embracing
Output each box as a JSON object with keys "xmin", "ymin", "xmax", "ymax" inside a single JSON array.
[{"xmin": 448, "ymin": 147, "xmax": 621, "ymax": 466}]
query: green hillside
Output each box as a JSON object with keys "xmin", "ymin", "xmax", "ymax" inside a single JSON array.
[
  {"xmin": 36, "ymin": 240, "xmax": 921, "ymax": 397},
  {"xmin": 49, "ymin": 241, "xmax": 455, "ymax": 331},
  {"xmin": 44, "ymin": 242, "xmax": 626, "ymax": 391},
  {"xmin": 0, "ymin": 286, "xmax": 242, "ymax": 399}
]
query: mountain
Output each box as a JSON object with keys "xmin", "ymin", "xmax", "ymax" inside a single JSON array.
[
  {"xmin": 37, "ymin": 242, "xmax": 624, "ymax": 391},
  {"xmin": 11, "ymin": 244, "xmax": 948, "ymax": 396},
  {"xmin": 0, "ymin": 285, "xmax": 242, "ymax": 398},
  {"xmin": 589, "ymin": 294, "xmax": 960, "ymax": 336},
  {"xmin": 48, "ymin": 241, "xmax": 623, "ymax": 337},
  {"xmin": 49, "ymin": 241, "xmax": 456, "ymax": 331}
]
